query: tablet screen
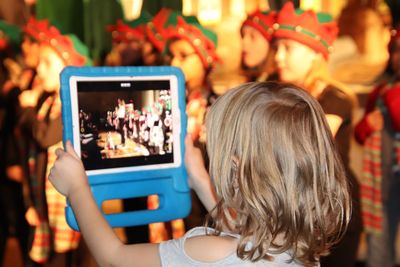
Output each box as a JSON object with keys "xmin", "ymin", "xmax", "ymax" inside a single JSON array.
[{"xmin": 70, "ymin": 77, "xmax": 179, "ymax": 174}]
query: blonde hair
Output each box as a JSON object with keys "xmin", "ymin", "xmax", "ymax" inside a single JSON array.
[{"xmin": 206, "ymin": 82, "xmax": 351, "ymax": 266}]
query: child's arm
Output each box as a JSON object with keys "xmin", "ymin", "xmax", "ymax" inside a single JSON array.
[
  {"xmin": 49, "ymin": 141, "xmax": 161, "ymax": 267},
  {"xmin": 184, "ymin": 136, "xmax": 218, "ymax": 213}
]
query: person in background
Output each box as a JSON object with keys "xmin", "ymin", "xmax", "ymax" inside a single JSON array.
[
  {"xmin": 106, "ymin": 12, "xmax": 158, "ymax": 246},
  {"xmin": 0, "ymin": 19, "xmax": 32, "ymax": 267},
  {"xmin": 272, "ymin": 3, "xmax": 361, "ymax": 267},
  {"xmin": 164, "ymin": 15, "xmax": 219, "ymax": 232},
  {"xmin": 105, "ymin": 12, "xmax": 152, "ymax": 67},
  {"xmin": 354, "ymin": 26, "xmax": 400, "ymax": 267},
  {"xmin": 240, "ymin": 9, "xmax": 277, "ymax": 82},
  {"xmin": 18, "ymin": 21, "xmax": 92, "ymax": 266}
]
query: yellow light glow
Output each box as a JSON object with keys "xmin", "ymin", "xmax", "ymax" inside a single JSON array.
[
  {"xmin": 120, "ymin": 0, "xmax": 143, "ymax": 20},
  {"xmin": 183, "ymin": 0, "xmax": 195, "ymax": 16},
  {"xmin": 197, "ymin": 0, "xmax": 222, "ymax": 25},
  {"xmin": 300, "ymin": 0, "xmax": 321, "ymax": 12},
  {"xmin": 230, "ymin": 0, "xmax": 246, "ymax": 19}
]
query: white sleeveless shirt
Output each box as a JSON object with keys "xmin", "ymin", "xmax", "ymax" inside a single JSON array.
[{"xmin": 159, "ymin": 227, "xmax": 308, "ymax": 267}]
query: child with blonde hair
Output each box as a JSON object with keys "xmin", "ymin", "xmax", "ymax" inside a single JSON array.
[{"xmin": 49, "ymin": 81, "xmax": 351, "ymax": 267}]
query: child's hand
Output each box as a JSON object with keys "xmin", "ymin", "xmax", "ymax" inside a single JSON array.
[
  {"xmin": 184, "ymin": 135, "xmax": 210, "ymax": 191},
  {"xmin": 185, "ymin": 135, "xmax": 217, "ymax": 212},
  {"xmin": 49, "ymin": 141, "xmax": 89, "ymax": 198}
]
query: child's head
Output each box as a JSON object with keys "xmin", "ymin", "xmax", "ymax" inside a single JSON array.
[
  {"xmin": 240, "ymin": 10, "xmax": 276, "ymax": 73},
  {"xmin": 273, "ymin": 2, "xmax": 338, "ymax": 86},
  {"xmin": 205, "ymin": 81, "xmax": 350, "ymax": 266}
]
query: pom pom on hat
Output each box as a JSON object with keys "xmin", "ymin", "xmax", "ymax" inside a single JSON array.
[
  {"xmin": 273, "ymin": 2, "xmax": 338, "ymax": 59},
  {"xmin": 241, "ymin": 10, "xmax": 276, "ymax": 42}
]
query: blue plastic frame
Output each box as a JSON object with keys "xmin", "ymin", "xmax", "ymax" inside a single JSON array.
[{"xmin": 60, "ymin": 66, "xmax": 190, "ymax": 230}]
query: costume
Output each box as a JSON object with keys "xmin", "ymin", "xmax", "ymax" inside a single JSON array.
[
  {"xmin": 164, "ymin": 16, "xmax": 219, "ymax": 231},
  {"xmin": 273, "ymin": 4, "xmax": 361, "ymax": 266},
  {"xmin": 159, "ymin": 227, "xmax": 302, "ymax": 266},
  {"xmin": 354, "ymin": 81, "xmax": 400, "ymax": 267},
  {"xmin": 18, "ymin": 21, "xmax": 91, "ymax": 264}
]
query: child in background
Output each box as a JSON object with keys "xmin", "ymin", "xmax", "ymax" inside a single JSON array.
[
  {"xmin": 240, "ymin": 9, "xmax": 277, "ymax": 82},
  {"xmin": 272, "ymin": 3, "xmax": 361, "ymax": 266},
  {"xmin": 49, "ymin": 81, "xmax": 351, "ymax": 267}
]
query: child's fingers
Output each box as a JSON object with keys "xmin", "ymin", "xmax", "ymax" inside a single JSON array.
[
  {"xmin": 185, "ymin": 134, "xmax": 193, "ymax": 149},
  {"xmin": 55, "ymin": 148, "xmax": 65, "ymax": 158},
  {"xmin": 65, "ymin": 141, "xmax": 80, "ymax": 159}
]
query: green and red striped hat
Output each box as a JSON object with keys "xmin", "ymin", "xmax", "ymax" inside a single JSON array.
[
  {"xmin": 164, "ymin": 16, "xmax": 219, "ymax": 69},
  {"xmin": 31, "ymin": 21, "xmax": 92, "ymax": 66},
  {"xmin": 241, "ymin": 10, "xmax": 276, "ymax": 42},
  {"xmin": 107, "ymin": 12, "xmax": 152, "ymax": 43},
  {"xmin": 273, "ymin": 2, "xmax": 338, "ymax": 59}
]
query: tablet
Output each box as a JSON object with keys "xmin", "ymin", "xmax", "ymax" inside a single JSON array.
[{"xmin": 60, "ymin": 66, "xmax": 191, "ymax": 230}]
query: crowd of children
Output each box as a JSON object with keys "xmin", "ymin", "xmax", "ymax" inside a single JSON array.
[{"xmin": 0, "ymin": 1, "xmax": 400, "ymax": 267}]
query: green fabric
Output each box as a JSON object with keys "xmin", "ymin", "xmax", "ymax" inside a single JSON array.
[
  {"xmin": 294, "ymin": 8, "xmax": 333, "ymax": 23},
  {"xmin": 36, "ymin": 0, "xmax": 84, "ymax": 40},
  {"xmin": 141, "ymin": 0, "xmax": 182, "ymax": 16},
  {"xmin": 0, "ymin": 20, "xmax": 22, "ymax": 52},
  {"xmin": 125, "ymin": 11, "xmax": 152, "ymax": 28},
  {"xmin": 83, "ymin": 0, "xmax": 124, "ymax": 63},
  {"xmin": 278, "ymin": 24, "xmax": 329, "ymax": 48},
  {"xmin": 67, "ymin": 34, "xmax": 93, "ymax": 66}
]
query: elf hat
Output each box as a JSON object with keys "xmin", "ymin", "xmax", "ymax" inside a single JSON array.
[
  {"xmin": 144, "ymin": 8, "xmax": 182, "ymax": 52},
  {"xmin": 164, "ymin": 16, "xmax": 219, "ymax": 69},
  {"xmin": 241, "ymin": 10, "xmax": 276, "ymax": 42},
  {"xmin": 0, "ymin": 20, "xmax": 21, "ymax": 52},
  {"xmin": 273, "ymin": 2, "xmax": 338, "ymax": 59},
  {"xmin": 107, "ymin": 12, "xmax": 152, "ymax": 43},
  {"xmin": 38, "ymin": 24, "xmax": 92, "ymax": 66}
]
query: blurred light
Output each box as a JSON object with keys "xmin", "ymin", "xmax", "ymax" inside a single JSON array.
[
  {"xmin": 120, "ymin": 0, "xmax": 143, "ymax": 20},
  {"xmin": 198, "ymin": 0, "xmax": 222, "ymax": 25},
  {"xmin": 183, "ymin": 0, "xmax": 195, "ymax": 16},
  {"xmin": 230, "ymin": 0, "xmax": 246, "ymax": 19},
  {"xmin": 300, "ymin": 0, "xmax": 321, "ymax": 12}
]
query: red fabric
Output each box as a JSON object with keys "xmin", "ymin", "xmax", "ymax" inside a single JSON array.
[
  {"xmin": 23, "ymin": 17, "xmax": 50, "ymax": 41},
  {"xmin": 107, "ymin": 20, "xmax": 145, "ymax": 43},
  {"xmin": 354, "ymin": 84, "xmax": 386, "ymax": 145},
  {"xmin": 144, "ymin": 8, "xmax": 172, "ymax": 52},
  {"xmin": 384, "ymin": 84, "xmax": 400, "ymax": 131},
  {"xmin": 361, "ymin": 132, "xmax": 384, "ymax": 234}
]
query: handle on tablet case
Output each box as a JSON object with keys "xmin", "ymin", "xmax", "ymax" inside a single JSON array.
[{"xmin": 66, "ymin": 176, "xmax": 191, "ymax": 231}]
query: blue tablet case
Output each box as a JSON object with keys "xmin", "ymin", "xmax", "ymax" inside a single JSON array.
[{"xmin": 60, "ymin": 66, "xmax": 191, "ymax": 230}]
